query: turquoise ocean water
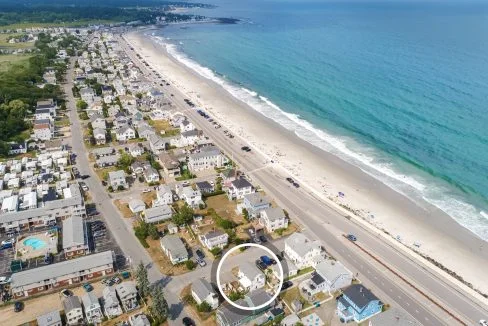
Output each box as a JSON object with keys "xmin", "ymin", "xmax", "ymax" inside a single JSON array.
[{"xmin": 152, "ymin": 0, "xmax": 488, "ymax": 240}]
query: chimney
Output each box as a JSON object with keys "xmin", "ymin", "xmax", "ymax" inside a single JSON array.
[{"xmin": 360, "ymin": 286, "xmax": 363, "ymax": 293}]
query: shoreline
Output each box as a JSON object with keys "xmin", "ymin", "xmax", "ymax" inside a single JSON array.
[{"xmin": 124, "ymin": 29, "xmax": 488, "ymax": 295}]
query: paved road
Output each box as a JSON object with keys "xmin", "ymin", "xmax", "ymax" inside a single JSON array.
[
  {"xmin": 63, "ymin": 59, "xmax": 189, "ymax": 324},
  {"xmin": 119, "ymin": 34, "xmax": 488, "ymax": 326}
]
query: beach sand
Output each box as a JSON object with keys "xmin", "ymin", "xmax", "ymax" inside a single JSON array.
[{"xmin": 125, "ymin": 29, "xmax": 488, "ymax": 295}]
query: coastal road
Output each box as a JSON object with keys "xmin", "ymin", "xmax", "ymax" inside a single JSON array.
[
  {"xmin": 118, "ymin": 34, "xmax": 488, "ymax": 325},
  {"xmin": 63, "ymin": 59, "xmax": 189, "ymax": 324}
]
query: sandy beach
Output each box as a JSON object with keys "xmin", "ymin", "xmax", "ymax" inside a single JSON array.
[{"xmin": 124, "ymin": 29, "xmax": 488, "ymax": 296}]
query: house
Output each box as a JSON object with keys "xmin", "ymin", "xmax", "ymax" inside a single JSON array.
[
  {"xmin": 80, "ymin": 87, "xmax": 95, "ymax": 104},
  {"xmin": 37, "ymin": 310, "xmax": 62, "ymax": 326},
  {"xmin": 93, "ymin": 128, "xmax": 106, "ymax": 145},
  {"xmin": 143, "ymin": 166, "xmax": 160, "ymax": 183},
  {"xmin": 34, "ymin": 123, "xmax": 53, "ymax": 141},
  {"xmin": 188, "ymin": 146, "xmax": 227, "ymax": 171},
  {"xmin": 368, "ymin": 307, "xmax": 420, "ymax": 326},
  {"xmin": 281, "ymin": 314, "xmax": 301, "ymax": 326},
  {"xmin": 131, "ymin": 161, "xmax": 147, "ymax": 175},
  {"xmin": 115, "ymin": 282, "xmax": 139, "ymax": 312},
  {"xmin": 136, "ymin": 124, "xmax": 155, "ymax": 140},
  {"xmin": 216, "ymin": 289, "xmax": 272, "ymax": 326},
  {"xmin": 191, "ymin": 278, "xmax": 219, "ymax": 310},
  {"xmin": 180, "ymin": 186, "xmax": 203, "ymax": 208},
  {"xmin": 10, "ymin": 251, "xmax": 114, "ymax": 298},
  {"xmin": 152, "ymin": 185, "xmax": 173, "ymax": 206},
  {"xmin": 87, "ymin": 101, "xmax": 103, "ymax": 117},
  {"xmin": 259, "ymin": 207, "xmax": 288, "ymax": 232},
  {"xmin": 62, "ymin": 215, "xmax": 89, "ymax": 259},
  {"xmin": 143, "ymin": 205, "xmax": 173, "ymax": 224},
  {"xmin": 179, "ymin": 119, "xmax": 195, "ymax": 132},
  {"xmin": 195, "ymin": 181, "xmax": 214, "ymax": 194},
  {"xmin": 148, "ymin": 134, "xmax": 168, "ymax": 153},
  {"xmin": 108, "ymin": 170, "xmax": 127, "ymax": 190},
  {"xmin": 227, "ymin": 178, "xmax": 254, "ymax": 200},
  {"xmin": 63, "ymin": 296, "xmax": 84, "ymax": 326},
  {"xmin": 337, "ymin": 284, "xmax": 383, "ymax": 323},
  {"xmin": 167, "ymin": 223, "xmax": 178, "ymax": 234},
  {"xmin": 160, "ymin": 235, "xmax": 189, "ymax": 265},
  {"xmin": 200, "ymin": 230, "xmax": 228, "ymax": 250},
  {"xmin": 300, "ymin": 260, "xmax": 352, "ymax": 297},
  {"xmin": 241, "ymin": 192, "xmax": 271, "ymax": 218},
  {"xmin": 238, "ymin": 262, "xmax": 265, "ymax": 292},
  {"xmin": 172, "ymin": 129, "xmax": 201, "ymax": 147},
  {"xmin": 116, "ymin": 125, "xmax": 136, "ymax": 141},
  {"xmin": 129, "ymin": 313, "xmax": 150, "ymax": 326},
  {"xmin": 301, "ymin": 312, "xmax": 324, "ymax": 326},
  {"xmin": 82, "ymin": 292, "xmax": 103, "ymax": 324},
  {"xmin": 102, "ymin": 286, "xmax": 123, "ymax": 318},
  {"xmin": 96, "ymin": 154, "xmax": 120, "ymax": 168},
  {"xmin": 271, "ymin": 258, "xmax": 298, "ymax": 279},
  {"xmin": 157, "ymin": 153, "xmax": 180, "ymax": 177},
  {"xmin": 129, "ymin": 143, "xmax": 145, "ymax": 157},
  {"xmin": 90, "ymin": 114, "xmax": 106, "ymax": 130},
  {"xmin": 92, "ymin": 147, "xmax": 115, "ymax": 157},
  {"xmin": 220, "ymin": 169, "xmax": 237, "ymax": 185},
  {"xmin": 128, "ymin": 199, "xmax": 145, "ymax": 214},
  {"xmin": 8, "ymin": 142, "xmax": 27, "ymax": 155},
  {"xmin": 284, "ymin": 233, "xmax": 323, "ymax": 269}
]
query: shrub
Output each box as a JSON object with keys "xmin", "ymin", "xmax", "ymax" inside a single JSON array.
[
  {"xmin": 197, "ymin": 301, "xmax": 212, "ymax": 313},
  {"xmin": 185, "ymin": 260, "xmax": 196, "ymax": 270}
]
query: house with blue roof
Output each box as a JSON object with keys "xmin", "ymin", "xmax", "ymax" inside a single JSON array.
[{"xmin": 336, "ymin": 284, "xmax": 383, "ymax": 323}]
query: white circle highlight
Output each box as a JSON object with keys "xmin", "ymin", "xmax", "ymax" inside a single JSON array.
[{"xmin": 216, "ymin": 243, "xmax": 284, "ymax": 311}]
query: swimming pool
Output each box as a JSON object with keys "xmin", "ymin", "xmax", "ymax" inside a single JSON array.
[{"xmin": 23, "ymin": 238, "xmax": 47, "ymax": 250}]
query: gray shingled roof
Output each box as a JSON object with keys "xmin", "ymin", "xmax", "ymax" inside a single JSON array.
[
  {"xmin": 315, "ymin": 260, "xmax": 352, "ymax": 283},
  {"xmin": 37, "ymin": 310, "xmax": 62, "ymax": 326},
  {"xmin": 261, "ymin": 207, "xmax": 285, "ymax": 222},
  {"xmin": 192, "ymin": 278, "xmax": 214, "ymax": 301},
  {"xmin": 63, "ymin": 296, "xmax": 81, "ymax": 313},
  {"xmin": 285, "ymin": 233, "xmax": 320, "ymax": 257},
  {"xmin": 62, "ymin": 215, "xmax": 86, "ymax": 249},
  {"xmin": 11, "ymin": 251, "xmax": 113, "ymax": 288},
  {"xmin": 368, "ymin": 307, "xmax": 420, "ymax": 326},
  {"xmin": 217, "ymin": 289, "xmax": 271, "ymax": 325},
  {"xmin": 239, "ymin": 262, "xmax": 262, "ymax": 280},
  {"xmin": 160, "ymin": 235, "xmax": 187, "ymax": 260},
  {"xmin": 342, "ymin": 284, "xmax": 380, "ymax": 309},
  {"xmin": 244, "ymin": 192, "xmax": 271, "ymax": 207},
  {"xmin": 231, "ymin": 178, "xmax": 252, "ymax": 189}
]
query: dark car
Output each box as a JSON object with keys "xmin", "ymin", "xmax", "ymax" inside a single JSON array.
[
  {"xmin": 293, "ymin": 182, "xmax": 300, "ymax": 188},
  {"xmin": 182, "ymin": 317, "xmax": 194, "ymax": 326},
  {"xmin": 195, "ymin": 249, "xmax": 205, "ymax": 260},
  {"xmin": 286, "ymin": 177, "xmax": 294, "ymax": 183},
  {"xmin": 255, "ymin": 260, "xmax": 268, "ymax": 271},
  {"xmin": 281, "ymin": 280, "xmax": 293, "ymax": 291},
  {"xmin": 14, "ymin": 301, "xmax": 23, "ymax": 312},
  {"xmin": 259, "ymin": 235, "xmax": 267, "ymax": 243},
  {"xmin": 241, "ymin": 146, "xmax": 249, "ymax": 151},
  {"xmin": 346, "ymin": 234, "xmax": 357, "ymax": 242}
]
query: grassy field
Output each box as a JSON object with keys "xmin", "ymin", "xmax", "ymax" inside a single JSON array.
[
  {"xmin": 148, "ymin": 119, "xmax": 180, "ymax": 137},
  {"xmin": 0, "ymin": 34, "xmax": 34, "ymax": 49},
  {"xmin": 0, "ymin": 20, "xmax": 118, "ymax": 30},
  {"xmin": 0, "ymin": 54, "xmax": 31, "ymax": 72}
]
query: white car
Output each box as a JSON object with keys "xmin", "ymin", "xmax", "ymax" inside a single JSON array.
[
  {"xmin": 1, "ymin": 239, "xmax": 14, "ymax": 246},
  {"xmin": 142, "ymin": 188, "xmax": 151, "ymax": 193},
  {"xmin": 0, "ymin": 276, "xmax": 11, "ymax": 284},
  {"xmin": 480, "ymin": 320, "xmax": 488, "ymax": 326}
]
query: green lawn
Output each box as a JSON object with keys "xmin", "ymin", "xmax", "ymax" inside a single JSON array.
[
  {"xmin": 0, "ymin": 34, "xmax": 34, "ymax": 49},
  {"xmin": 0, "ymin": 54, "xmax": 31, "ymax": 72}
]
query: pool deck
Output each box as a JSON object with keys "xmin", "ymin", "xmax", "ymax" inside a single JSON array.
[{"xmin": 16, "ymin": 232, "xmax": 58, "ymax": 260}]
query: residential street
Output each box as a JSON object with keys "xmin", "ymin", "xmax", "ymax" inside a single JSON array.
[
  {"xmin": 63, "ymin": 59, "xmax": 191, "ymax": 324},
  {"xmin": 119, "ymin": 35, "xmax": 488, "ymax": 325}
]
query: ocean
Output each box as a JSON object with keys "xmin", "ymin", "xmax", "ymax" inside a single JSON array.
[{"xmin": 151, "ymin": 0, "xmax": 488, "ymax": 240}]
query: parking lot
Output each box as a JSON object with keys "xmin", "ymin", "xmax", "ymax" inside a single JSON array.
[{"xmin": 0, "ymin": 213, "xmax": 127, "ymax": 282}]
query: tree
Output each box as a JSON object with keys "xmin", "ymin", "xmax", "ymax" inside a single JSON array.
[
  {"xmin": 185, "ymin": 260, "xmax": 196, "ymax": 270},
  {"xmin": 148, "ymin": 224, "xmax": 159, "ymax": 240},
  {"xmin": 150, "ymin": 284, "xmax": 169, "ymax": 323},
  {"xmin": 135, "ymin": 261, "xmax": 150, "ymax": 298},
  {"xmin": 172, "ymin": 204, "xmax": 194, "ymax": 226},
  {"xmin": 197, "ymin": 301, "xmax": 212, "ymax": 313},
  {"xmin": 76, "ymin": 99, "xmax": 88, "ymax": 110},
  {"xmin": 242, "ymin": 208, "xmax": 249, "ymax": 221},
  {"xmin": 117, "ymin": 152, "xmax": 134, "ymax": 173}
]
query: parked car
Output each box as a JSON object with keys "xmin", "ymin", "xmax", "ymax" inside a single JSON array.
[
  {"xmin": 93, "ymin": 231, "xmax": 106, "ymax": 237},
  {"xmin": 142, "ymin": 188, "xmax": 151, "ymax": 193},
  {"xmin": 182, "ymin": 317, "xmax": 194, "ymax": 326},
  {"xmin": 479, "ymin": 320, "xmax": 488, "ymax": 326},
  {"xmin": 60, "ymin": 289, "xmax": 73, "ymax": 298},
  {"xmin": 83, "ymin": 283, "xmax": 93, "ymax": 292},
  {"xmin": 80, "ymin": 182, "xmax": 89, "ymax": 191},
  {"xmin": 281, "ymin": 281, "xmax": 293, "ymax": 291},
  {"xmin": 259, "ymin": 235, "xmax": 268, "ymax": 243},
  {"xmin": 260, "ymin": 256, "xmax": 276, "ymax": 266},
  {"xmin": 195, "ymin": 249, "xmax": 205, "ymax": 260},
  {"xmin": 0, "ymin": 276, "xmax": 11, "ymax": 285},
  {"xmin": 197, "ymin": 258, "xmax": 206, "ymax": 267},
  {"xmin": 293, "ymin": 182, "xmax": 300, "ymax": 188},
  {"xmin": 286, "ymin": 177, "xmax": 294, "ymax": 183},
  {"xmin": 346, "ymin": 234, "xmax": 357, "ymax": 242},
  {"xmin": 14, "ymin": 301, "xmax": 23, "ymax": 312},
  {"xmin": 255, "ymin": 260, "xmax": 268, "ymax": 271}
]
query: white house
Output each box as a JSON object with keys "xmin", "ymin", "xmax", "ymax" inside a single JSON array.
[
  {"xmin": 63, "ymin": 296, "xmax": 84, "ymax": 326},
  {"xmin": 238, "ymin": 262, "xmax": 265, "ymax": 292},
  {"xmin": 102, "ymin": 286, "xmax": 123, "ymax": 318},
  {"xmin": 115, "ymin": 125, "xmax": 136, "ymax": 141},
  {"xmin": 160, "ymin": 235, "xmax": 189, "ymax": 265},
  {"xmin": 37, "ymin": 310, "xmax": 62, "ymax": 326},
  {"xmin": 180, "ymin": 186, "xmax": 203, "ymax": 208},
  {"xmin": 152, "ymin": 185, "xmax": 173, "ymax": 207},
  {"xmin": 34, "ymin": 123, "xmax": 53, "ymax": 141},
  {"xmin": 300, "ymin": 260, "xmax": 353, "ymax": 297},
  {"xmin": 284, "ymin": 233, "xmax": 323, "ymax": 269},
  {"xmin": 227, "ymin": 178, "xmax": 254, "ymax": 200},
  {"xmin": 128, "ymin": 199, "xmax": 145, "ymax": 214},
  {"xmin": 191, "ymin": 278, "xmax": 219, "ymax": 310},
  {"xmin": 200, "ymin": 230, "xmax": 229, "ymax": 250},
  {"xmin": 259, "ymin": 207, "xmax": 288, "ymax": 232},
  {"xmin": 188, "ymin": 146, "xmax": 227, "ymax": 172},
  {"xmin": 108, "ymin": 170, "xmax": 128, "ymax": 190},
  {"xmin": 81, "ymin": 292, "xmax": 103, "ymax": 324},
  {"xmin": 129, "ymin": 313, "xmax": 150, "ymax": 326},
  {"xmin": 90, "ymin": 114, "xmax": 106, "ymax": 130},
  {"xmin": 143, "ymin": 205, "xmax": 173, "ymax": 224},
  {"xmin": 115, "ymin": 282, "xmax": 139, "ymax": 312},
  {"xmin": 93, "ymin": 128, "xmax": 106, "ymax": 145},
  {"xmin": 179, "ymin": 119, "xmax": 195, "ymax": 132},
  {"xmin": 143, "ymin": 166, "xmax": 160, "ymax": 184},
  {"xmin": 129, "ymin": 144, "xmax": 144, "ymax": 157}
]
